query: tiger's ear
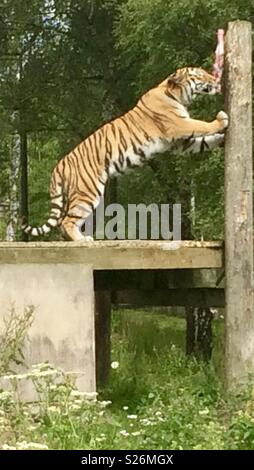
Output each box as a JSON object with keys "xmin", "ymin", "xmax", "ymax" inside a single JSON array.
[{"xmin": 167, "ymin": 73, "xmax": 182, "ymax": 86}]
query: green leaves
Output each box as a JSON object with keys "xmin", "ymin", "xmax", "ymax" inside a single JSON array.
[{"xmin": 0, "ymin": 0, "xmax": 253, "ymax": 239}]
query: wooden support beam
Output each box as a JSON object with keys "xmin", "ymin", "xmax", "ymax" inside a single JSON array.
[
  {"xmin": 185, "ymin": 307, "xmax": 213, "ymax": 360},
  {"xmin": 95, "ymin": 290, "xmax": 111, "ymax": 387},
  {"xmin": 115, "ymin": 288, "xmax": 224, "ymax": 308},
  {"xmin": 95, "ymin": 269, "xmax": 223, "ymax": 290},
  {"xmin": 0, "ymin": 240, "xmax": 223, "ymax": 270},
  {"xmin": 225, "ymin": 21, "xmax": 254, "ymax": 389}
]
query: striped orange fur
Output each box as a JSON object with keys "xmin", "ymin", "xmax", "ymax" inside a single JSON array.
[{"xmin": 23, "ymin": 67, "xmax": 228, "ymax": 241}]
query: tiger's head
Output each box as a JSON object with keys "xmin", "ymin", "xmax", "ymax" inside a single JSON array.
[
  {"xmin": 148, "ymin": 67, "xmax": 220, "ymax": 108},
  {"xmin": 165, "ymin": 67, "xmax": 219, "ymax": 105}
]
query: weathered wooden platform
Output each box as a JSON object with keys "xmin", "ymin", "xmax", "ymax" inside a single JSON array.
[{"xmin": 0, "ymin": 240, "xmax": 223, "ymax": 270}]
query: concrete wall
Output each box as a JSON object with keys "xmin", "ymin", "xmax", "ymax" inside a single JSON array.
[{"xmin": 0, "ymin": 263, "xmax": 96, "ymax": 400}]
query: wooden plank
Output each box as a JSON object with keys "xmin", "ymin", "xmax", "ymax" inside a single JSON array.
[
  {"xmin": 0, "ymin": 240, "xmax": 223, "ymax": 270},
  {"xmin": 225, "ymin": 21, "xmax": 254, "ymax": 388},
  {"xmin": 115, "ymin": 288, "xmax": 224, "ymax": 308}
]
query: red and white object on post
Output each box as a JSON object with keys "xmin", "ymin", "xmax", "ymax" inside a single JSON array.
[{"xmin": 213, "ymin": 28, "xmax": 225, "ymax": 92}]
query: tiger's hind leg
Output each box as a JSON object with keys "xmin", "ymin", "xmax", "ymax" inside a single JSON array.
[
  {"xmin": 60, "ymin": 202, "xmax": 94, "ymax": 241},
  {"xmin": 60, "ymin": 216, "xmax": 94, "ymax": 241}
]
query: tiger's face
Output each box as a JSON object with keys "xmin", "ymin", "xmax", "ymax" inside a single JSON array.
[
  {"xmin": 157, "ymin": 67, "xmax": 220, "ymax": 106},
  {"xmin": 169, "ymin": 67, "xmax": 218, "ymax": 92}
]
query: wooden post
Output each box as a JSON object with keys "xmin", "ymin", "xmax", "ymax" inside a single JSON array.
[
  {"xmin": 186, "ymin": 307, "xmax": 195, "ymax": 355},
  {"xmin": 225, "ymin": 21, "xmax": 254, "ymax": 389},
  {"xmin": 95, "ymin": 290, "xmax": 111, "ymax": 386}
]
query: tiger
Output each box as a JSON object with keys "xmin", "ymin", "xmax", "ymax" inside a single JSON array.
[{"xmin": 23, "ymin": 67, "xmax": 228, "ymax": 241}]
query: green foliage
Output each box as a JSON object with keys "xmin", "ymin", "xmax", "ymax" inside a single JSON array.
[
  {"xmin": 0, "ymin": 138, "xmax": 11, "ymax": 202},
  {"xmin": 0, "ymin": 0, "xmax": 253, "ymax": 239},
  {"xmin": 28, "ymin": 136, "xmax": 61, "ymax": 232},
  {"xmin": 0, "ymin": 306, "xmax": 34, "ymax": 374},
  {"xmin": 115, "ymin": 0, "xmax": 254, "ymax": 95}
]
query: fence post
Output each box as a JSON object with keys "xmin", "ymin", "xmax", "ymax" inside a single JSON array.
[{"xmin": 224, "ymin": 20, "xmax": 254, "ymax": 389}]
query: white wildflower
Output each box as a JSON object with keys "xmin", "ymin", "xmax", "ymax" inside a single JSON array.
[
  {"xmin": 132, "ymin": 431, "xmax": 141, "ymax": 436},
  {"xmin": 71, "ymin": 390, "xmax": 97, "ymax": 400},
  {"xmin": 127, "ymin": 414, "xmax": 137, "ymax": 419},
  {"xmin": 1, "ymin": 374, "xmax": 17, "ymax": 380},
  {"xmin": 0, "ymin": 391, "xmax": 13, "ymax": 400},
  {"xmin": 28, "ymin": 442, "xmax": 48, "ymax": 450},
  {"xmin": 49, "ymin": 384, "xmax": 57, "ymax": 391},
  {"xmin": 199, "ymin": 408, "xmax": 209, "ymax": 416},
  {"xmin": 119, "ymin": 430, "xmax": 130, "ymax": 437},
  {"xmin": 48, "ymin": 405, "xmax": 60, "ymax": 413},
  {"xmin": 155, "ymin": 411, "xmax": 162, "ymax": 416},
  {"xmin": 29, "ymin": 368, "xmax": 40, "ymax": 375},
  {"xmin": 74, "ymin": 399, "xmax": 83, "ymax": 405},
  {"xmin": 32, "ymin": 362, "xmax": 53, "ymax": 370},
  {"xmin": 2, "ymin": 373, "xmax": 31, "ymax": 380},
  {"xmin": 70, "ymin": 390, "xmax": 82, "ymax": 397},
  {"xmin": 17, "ymin": 373, "xmax": 30, "ymax": 380},
  {"xmin": 99, "ymin": 400, "xmax": 112, "ymax": 408},
  {"xmin": 17, "ymin": 441, "xmax": 49, "ymax": 450},
  {"xmin": 27, "ymin": 425, "xmax": 38, "ymax": 431},
  {"xmin": 140, "ymin": 418, "xmax": 154, "ymax": 426},
  {"xmin": 148, "ymin": 392, "xmax": 155, "ymax": 399},
  {"xmin": 2, "ymin": 373, "xmax": 30, "ymax": 380},
  {"xmin": 30, "ymin": 370, "xmax": 58, "ymax": 377},
  {"xmin": 111, "ymin": 361, "xmax": 119, "ymax": 369},
  {"xmin": 70, "ymin": 403, "xmax": 82, "ymax": 411},
  {"xmin": 123, "ymin": 406, "xmax": 129, "ymax": 411},
  {"xmin": 2, "ymin": 444, "xmax": 17, "ymax": 450}
]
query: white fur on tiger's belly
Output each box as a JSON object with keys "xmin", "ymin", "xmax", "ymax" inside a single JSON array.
[
  {"xmin": 142, "ymin": 138, "xmax": 169, "ymax": 161},
  {"xmin": 108, "ymin": 138, "xmax": 168, "ymax": 177}
]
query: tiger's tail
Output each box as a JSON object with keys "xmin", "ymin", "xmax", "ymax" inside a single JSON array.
[{"xmin": 22, "ymin": 172, "xmax": 64, "ymax": 237}]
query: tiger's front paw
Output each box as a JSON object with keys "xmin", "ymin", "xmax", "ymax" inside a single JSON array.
[{"xmin": 216, "ymin": 111, "xmax": 229, "ymax": 131}]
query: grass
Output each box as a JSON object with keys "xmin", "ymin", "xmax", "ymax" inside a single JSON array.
[{"xmin": 1, "ymin": 308, "xmax": 254, "ymax": 450}]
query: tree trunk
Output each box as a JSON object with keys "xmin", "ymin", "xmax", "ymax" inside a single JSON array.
[
  {"xmin": 6, "ymin": 131, "xmax": 20, "ymax": 241},
  {"xmin": 224, "ymin": 21, "xmax": 254, "ymax": 389},
  {"xmin": 20, "ymin": 131, "xmax": 28, "ymax": 241}
]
